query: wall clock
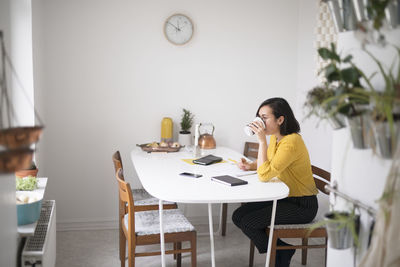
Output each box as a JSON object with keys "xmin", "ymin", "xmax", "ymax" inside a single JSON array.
[{"xmin": 164, "ymin": 14, "xmax": 194, "ymax": 45}]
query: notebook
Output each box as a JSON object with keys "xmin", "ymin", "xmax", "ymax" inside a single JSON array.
[
  {"xmin": 193, "ymin": 154, "xmax": 223, "ymax": 165},
  {"xmin": 211, "ymin": 175, "xmax": 248, "ymax": 186}
]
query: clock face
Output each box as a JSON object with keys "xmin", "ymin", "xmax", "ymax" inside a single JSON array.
[{"xmin": 164, "ymin": 14, "xmax": 193, "ymax": 45}]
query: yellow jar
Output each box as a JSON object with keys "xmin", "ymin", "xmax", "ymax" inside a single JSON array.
[{"xmin": 161, "ymin": 117, "xmax": 173, "ymax": 142}]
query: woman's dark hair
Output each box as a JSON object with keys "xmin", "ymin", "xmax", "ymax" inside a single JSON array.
[{"xmin": 256, "ymin": 97, "xmax": 300, "ymax": 135}]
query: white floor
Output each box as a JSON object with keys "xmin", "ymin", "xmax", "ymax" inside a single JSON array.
[{"xmin": 56, "ymin": 224, "xmax": 326, "ymax": 267}]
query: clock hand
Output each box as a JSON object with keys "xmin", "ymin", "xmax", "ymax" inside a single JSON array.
[{"xmin": 167, "ymin": 21, "xmax": 179, "ymax": 31}]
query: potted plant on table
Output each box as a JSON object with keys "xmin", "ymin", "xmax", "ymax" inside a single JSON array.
[{"xmin": 178, "ymin": 108, "xmax": 194, "ymax": 147}]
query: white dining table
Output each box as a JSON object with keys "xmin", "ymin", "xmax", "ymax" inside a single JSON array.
[{"xmin": 131, "ymin": 146, "xmax": 289, "ymax": 267}]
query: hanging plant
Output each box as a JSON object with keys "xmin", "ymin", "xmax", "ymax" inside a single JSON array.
[
  {"xmin": 309, "ymin": 209, "xmax": 360, "ymax": 249},
  {"xmin": 356, "ymin": 46, "xmax": 400, "ymax": 158},
  {"xmin": 318, "ymin": 43, "xmax": 370, "ymax": 118},
  {"xmin": 0, "ymin": 31, "xmax": 44, "ymax": 173}
]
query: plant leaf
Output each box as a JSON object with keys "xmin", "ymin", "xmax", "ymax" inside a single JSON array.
[
  {"xmin": 318, "ymin": 48, "xmax": 332, "ymax": 60},
  {"xmin": 343, "ymin": 55, "xmax": 353, "ymax": 63},
  {"xmin": 325, "ymin": 64, "xmax": 340, "ymax": 82},
  {"xmin": 341, "ymin": 68, "xmax": 360, "ymax": 84}
]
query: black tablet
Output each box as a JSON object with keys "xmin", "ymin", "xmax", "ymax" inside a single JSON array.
[{"xmin": 193, "ymin": 154, "xmax": 223, "ymax": 165}]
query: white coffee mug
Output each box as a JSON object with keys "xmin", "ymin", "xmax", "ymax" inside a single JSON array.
[{"xmin": 244, "ymin": 117, "xmax": 265, "ymax": 136}]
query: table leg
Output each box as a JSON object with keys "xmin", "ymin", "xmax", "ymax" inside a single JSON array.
[
  {"xmin": 208, "ymin": 203, "xmax": 216, "ymax": 267},
  {"xmin": 216, "ymin": 203, "xmax": 223, "ymax": 235},
  {"xmin": 265, "ymin": 199, "xmax": 277, "ymax": 267},
  {"xmin": 159, "ymin": 200, "xmax": 166, "ymax": 267}
]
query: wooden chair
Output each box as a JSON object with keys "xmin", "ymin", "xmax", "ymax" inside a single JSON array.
[
  {"xmin": 116, "ymin": 168, "xmax": 197, "ymax": 267},
  {"xmin": 112, "ymin": 151, "xmax": 178, "ymax": 266},
  {"xmin": 248, "ymin": 165, "xmax": 330, "ymax": 267},
  {"xmin": 112, "ymin": 151, "xmax": 177, "ymax": 211},
  {"xmin": 221, "ymin": 142, "xmax": 259, "ymax": 236}
]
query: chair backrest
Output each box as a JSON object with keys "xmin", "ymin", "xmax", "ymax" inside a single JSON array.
[
  {"xmin": 116, "ymin": 168, "xmax": 135, "ymax": 232},
  {"xmin": 311, "ymin": 165, "xmax": 331, "ymax": 195},
  {"xmin": 244, "ymin": 142, "xmax": 259, "ymax": 159},
  {"xmin": 112, "ymin": 151, "xmax": 125, "ymax": 181}
]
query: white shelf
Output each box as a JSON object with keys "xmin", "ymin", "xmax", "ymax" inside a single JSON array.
[{"xmin": 17, "ymin": 177, "xmax": 48, "ymax": 237}]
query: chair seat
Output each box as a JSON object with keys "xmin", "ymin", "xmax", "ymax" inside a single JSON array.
[
  {"xmin": 132, "ymin": 189, "xmax": 175, "ymax": 206},
  {"xmin": 124, "ymin": 209, "xmax": 195, "ymax": 236},
  {"xmin": 270, "ymin": 220, "xmax": 323, "ymax": 230}
]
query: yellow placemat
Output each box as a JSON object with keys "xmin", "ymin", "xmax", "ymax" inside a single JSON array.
[{"xmin": 181, "ymin": 159, "xmax": 228, "ymax": 165}]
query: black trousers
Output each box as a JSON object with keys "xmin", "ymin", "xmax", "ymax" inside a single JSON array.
[{"xmin": 232, "ymin": 195, "xmax": 318, "ymax": 253}]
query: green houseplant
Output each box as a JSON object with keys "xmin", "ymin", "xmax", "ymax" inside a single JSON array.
[
  {"xmin": 310, "ymin": 43, "xmax": 372, "ymax": 148},
  {"xmin": 318, "ymin": 43, "xmax": 370, "ymax": 117},
  {"xmin": 359, "ymin": 46, "xmax": 400, "ymax": 158},
  {"xmin": 178, "ymin": 108, "xmax": 194, "ymax": 147},
  {"xmin": 310, "ymin": 210, "xmax": 360, "ymax": 250},
  {"xmin": 180, "ymin": 108, "xmax": 194, "ymax": 134},
  {"xmin": 304, "ymin": 84, "xmax": 346, "ymax": 129}
]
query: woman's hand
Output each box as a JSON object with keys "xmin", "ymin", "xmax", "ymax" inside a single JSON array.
[
  {"xmin": 237, "ymin": 158, "xmax": 252, "ymax": 171},
  {"xmin": 249, "ymin": 120, "xmax": 267, "ymax": 144}
]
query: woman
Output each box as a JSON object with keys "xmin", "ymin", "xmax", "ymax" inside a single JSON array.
[{"xmin": 232, "ymin": 97, "xmax": 318, "ymax": 267}]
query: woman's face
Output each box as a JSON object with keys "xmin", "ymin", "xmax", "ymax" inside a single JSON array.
[{"xmin": 258, "ymin": 105, "xmax": 284, "ymax": 136}]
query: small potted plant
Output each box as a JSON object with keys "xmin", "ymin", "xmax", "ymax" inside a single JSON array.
[
  {"xmin": 15, "ymin": 161, "xmax": 38, "ymax": 178},
  {"xmin": 304, "ymin": 84, "xmax": 346, "ymax": 129},
  {"xmin": 310, "ymin": 209, "xmax": 360, "ymax": 250},
  {"xmin": 360, "ymin": 47, "xmax": 400, "ymax": 158},
  {"xmin": 178, "ymin": 108, "xmax": 194, "ymax": 147}
]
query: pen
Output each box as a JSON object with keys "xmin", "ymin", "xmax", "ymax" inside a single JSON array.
[{"xmin": 228, "ymin": 158, "xmax": 237, "ymax": 164}]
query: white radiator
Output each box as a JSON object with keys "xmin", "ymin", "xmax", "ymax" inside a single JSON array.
[{"xmin": 22, "ymin": 200, "xmax": 56, "ymax": 267}]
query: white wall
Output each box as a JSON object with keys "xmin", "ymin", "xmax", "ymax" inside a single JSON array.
[
  {"xmin": 295, "ymin": 0, "xmax": 332, "ymax": 221},
  {"xmin": 32, "ymin": 0, "xmax": 301, "ymax": 228},
  {"xmin": 295, "ymin": 0, "xmax": 333, "ymax": 170}
]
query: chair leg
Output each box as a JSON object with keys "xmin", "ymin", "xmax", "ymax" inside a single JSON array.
[
  {"xmin": 221, "ymin": 203, "xmax": 228, "ymax": 236},
  {"xmin": 173, "ymin": 243, "xmax": 177, "ymax": 260},
  {"xmin": 324, "ymin": 237, "xmax": 328, "ymax": 267},
  {"xmin": 249, "ymin": 240, "xmax": 255, "ymax": 267},
  {"xmin": 127, "ymin": 234, "xmax": 135, "ymax": 267},
  {"xmin": 176, "ymin": 242, "xmax": 182, "ymax": 267},
  {"xmin": 269, "ymin": 235, "xmax": 278, "ymax": 267},
  {"xmin": 119, "ymin": 228, "xmax": 126, "ymax": 267},
  {"xmin": 191, "ymin": 232, "xmax": 197, "ymax": 267},
  {"xmin": 302, "ymin": 238, "xmax": 308, "ymax": 265}
]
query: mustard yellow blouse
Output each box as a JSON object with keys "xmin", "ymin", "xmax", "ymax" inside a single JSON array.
[{"xmin": 257, "ymin": 133, "xmax": 318, "ymax": 197}]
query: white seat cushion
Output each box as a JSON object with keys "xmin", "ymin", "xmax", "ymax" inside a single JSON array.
[
  {"xmin": 270, "ymin": 219, "xmax": 323, "ymax": 229},
  {"xmin": 132, "ymin": 189, "xmax": 175, "ymax": 206},
  {"xmin": 124, "ymin": 209, "xmax": 195, "ymax": 236}
]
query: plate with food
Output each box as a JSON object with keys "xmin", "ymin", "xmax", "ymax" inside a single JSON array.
[{"xmin": 137, "ymin": 141, "xmax": 184, "ymax": 152}]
